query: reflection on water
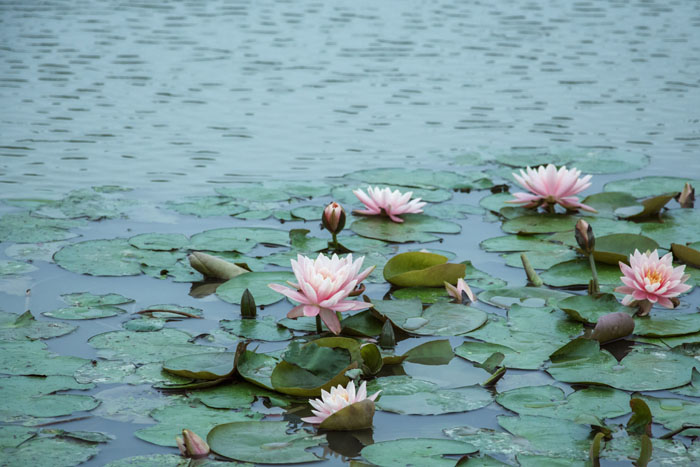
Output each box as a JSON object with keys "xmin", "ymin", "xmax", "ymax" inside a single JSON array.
[{"xmin": 1, "ymin": 0, "xmax": 699, "ymax": 199}]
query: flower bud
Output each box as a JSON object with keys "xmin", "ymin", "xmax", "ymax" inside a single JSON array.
[
  {"xmin": 322, "ymin": 202, "xmax": 346, "ymax": 235},
  {"xmin": 240, "ymin": 288, "xmax": 256, "ymax": 318},
  {"xmin": 444, "ymin": 278, "xmax": 476, "ymax": 304},
  {"xmin": 379, "ymin": 319, "xmax": 395, "ymax": 349},
  {"xmin": 575, "ymin": 219, "xmax": 595, "ymax": 254},
  {"xmin": 176, "ymin": 429, "xmax": 210, "ymax": 459},
  {"xmin": 676, "ymin": 183, "xmax": 695, "ymax": 208}
]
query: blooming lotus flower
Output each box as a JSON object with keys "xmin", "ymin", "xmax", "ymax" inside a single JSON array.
[
  {"xmin": 175, "ymin": 429, "xmax": 209, "ymax": 459},
  {"xmin": 507, "ymin": 164, "xmax": 596, "ymax": 213},
  {"xmin": 615, "ymin": 249, "xmax": 692, "ymax": 316},
  {"xmin": 444, "ymin": 278, "xmax": 476, "ymax": 304},
  {"xmin": 353, "ymin": 186, "xmax": 426, "ymax": 223},
  {"xmin": 322, "ymin": 202, "xmax": 346, "ymax": 235},
  {"xmin": 268, "ymin": 253, "xmax": 374, "ymax": 334},
  {"xmin": 302, "ymin": 380, "xmax": 380, "ymax": 425}
]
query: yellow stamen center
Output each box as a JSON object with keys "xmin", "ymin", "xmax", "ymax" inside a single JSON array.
[{"xmin": 645, "ymin": 270, "xmax": 663, "ymax": 284}]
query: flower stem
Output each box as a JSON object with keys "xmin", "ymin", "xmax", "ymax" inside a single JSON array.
[
  {"xmin": 331, "ymin": 233, "xmax": 338, "ymax": 252},
  {"xmin": 315, "ymin": 315, "xmax": 323, "ymax": 334},
  {"xmin": 588, "ymin": 253, "xmax": 600, "ymax": 295}
]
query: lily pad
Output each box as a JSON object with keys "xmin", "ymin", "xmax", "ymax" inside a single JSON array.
[
  {"xmin": 0, "ymin": 213, "xmax": 83, "ymax": 243},
  {"xmin": 503, "ymin": 250, "xmax": 578, "ymax": 270},
  {"xmin": 604, "ymin": 176, "xmax": 697, "ymax": 198},
  {"xmin": 391, "ymin": 287, "xmax": 449, "ymax": 303},
  {"xmin": 346, "ymin": 167, "xmax": 492, "ymax": 191},
  {"xmin": 236, "ymin": 350, "xmax": 278, "ymax": 390},
  {"xmin": 43, "ymin": 306, "xmax": 125, "ymax": 320},
  {"xmin": 217, "ymin": 271, "xmax": 296, "ymax": 306},
  {"xmin": 207, "ymin": 421, "xmax": 323, "ymax": 464},
  {"xmin": 540, "ymin": 259, "xmax": 624, "ymax": 287},
  {"xmin": 135, "ymin": 401, "xmax": 262, "ymax": 447},
  {"xmin": 463, "ymin": 261, "xmax": 508, "ymax": 289},
  {"xmin": 350, "ymin": 214, "xmax": 460, "ymax": 243},
  {"xmin": 641, "ymin": 208, "xmax": 700, "ymax": 248},
  {"xmin": 1, "ymin": 435, "xmax": 100, "ymax": 467},
  {"xmin": 190, "ymin": 227, "xmax": 289, "ymax": 252},
  {"xmin": 0, "ymin": 340, "xmax": 88, "ymax": 376},
  {"xmin": 383, "ymin": 251, "xmax": 465, "ymax": 287},
  {"xmin": 367, "ymin": 375, "xmax": 492, "ymax": 415},
  {"xmin": 104, "ymin": 454, "xmax": 232, "ymax": 466},
  {"xmin": 559, "ymin": 149, "xmax": 649, "ymax": 174},
  {"xmin": 372, "ymin": 300, "xmax": 487, "ymax": 336},
  {"xmin": 634, "ymin": 312, "xmax": 700, "ymax": 337},
  {"xmin": 129, "ymin": 233, "xmax": 189, "ymax": 251},
  {"xmin": 0, "ymin": 260, "xmax": 37, "ymax": 276},
  {"xmin": 581, "ymin": 192, "xmax": 640, "ymax": 218},
  {"xmin": 590, "ymin": 234, "xmax": 659, "ymax": 265},
  {"xmin": 221, "ymin": 316, "xmax": 292, "ymax": 341},
  {"xmin": 478, "ymin": 287, "xmax": 572, "ymax": 309},
  {"xmin": 496, "ymin": 385, "xmax": 630, "ymax": 421},
  {"xmin": 547, "ymin": 338, "xmax": 697, "ymax": 391},
  {"xmin": 163, "ymin": 352, "xmax": 235, "ymax": 380},
  {"xmin": 361, "ymin": 438, "xmax": 477, "ymax": 467},
  {"xmin": 165, "ymin": 196, "xmax": 247, "ymax": 217},
  {"xmin": 480, "ymin": 235, "xmax": 565, "ymax": 253},
  {"xmin": 637, "ymin": 394, "xmax": 700, "ymax": 436},
  {"xmin": 672, "ymin": 243, "xmax": 700, "ymax": 268},
  {"xmin": 558, "ymin": 293, "xmax": 632, "ymax": 324},
  {"xmin": 457, "ymin": 305, "xmax": 582, "ymax": 370},
  {"xmin": 503, "ymin": 215, "xmax": 641, "ymax": 236},
  {"xmin": 0, "ymin": 311, "xmax": 77, "ymax": 341}
]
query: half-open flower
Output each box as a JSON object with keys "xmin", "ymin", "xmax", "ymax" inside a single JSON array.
[
  {"xmin": 507, "ymin": 164, "xmax": 596, "ymax": 213},
  {"xmin": 614, "ymin": 249, "xmax": 692, "ymax": 316},
  {"xmin": 444, "ymin": 278, "xmax": 476, "ymax": 304},
  {"xmin": 268, "ymin": 253, "xmax": 374, "ymax": 334},
  {"xmin": 302, "ymin": 380, "xmax": 380, "ymax": 429},
  {"xmin": 353, "ymin": 186, "xmax": 426, "ymax": 223}
]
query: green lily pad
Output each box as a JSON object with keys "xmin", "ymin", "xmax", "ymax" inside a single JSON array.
[
  {"xmin": 402, "ymin": 339, "xmax": 454, "ymax": 365},
  {"xmin": 641, "ymin": 208, "xmax": 700, "ymax": 248},
  {"xmin": 290, "ymin": 205, "xmax": 323, "ymax": 221},
  {"xmin": 424, "ymin": 203, "xmax": 482, "ymax": 219},
  {"xmin": 540, "ymin": 259, "xmax": 624, "ymax": 287},
  {"xmin": 346, "ymin": 167, "xmax": 492, "ymax": 190},
  {"xmin": 361, "ymin": 438, "xmax": 477, "ymax": 467},
  {"xmin": 0, "ymin": 260, "xmax": 37, "ymax": 276},
  {"xmin": 193, "ymin": 382, "xmax": 263, "ymax": 409},
  {"xmin": 559, "ymin": 149, "xmax": 649, "ymax": 174},
  {"xmin": 62, "ymin": 292, "xmax": 133, "ymax": 307},
  {"xmin": 673, "ymin": 368, "xmax": 700, "ymax": 397},
  {"xmin": 191, "ymin": 227, "xmax": 289, "ymax": 252},
  {"xmin": 0, "ymin": 311, "xmax": 77, "ymax": 341},
  {"xmin": 0, "ymin": 340, "xmax": 88, "ymax": 376},
  {"xmin": 581, "ymin": 192, "xmax": 640, "ymax": 218},
  {"xmin": 207, "ymin": 421, "xmax": 323, "ymax": 464},
  {"xmin": 616, "ymin": 193, "xmax": 676, "ymax": 220},
  {"xmin": 129, "ymin": 233, "xmax": 189, "ymax": 251},
  {"xmin": 135, "ymin": 401, "xmax": 262, "ymax": 447},
  {"xmin": 215, "ymin": 184, "xmax": 296, "ymax": 202},
  {"xmin": 236, "ymin": 350, "xmax": 278, "ymax": 390},
  {"xmin": 0, "ymin": 375, "xmax": 98, "ymax": 422},
  {"xmin": 590, "ymin": 234, "xmax": 659, "ymax": 265},
  {"xmin": 217, "ymin": 271, "xmax": 296, "ymax": 306},
  {"xmin": 1, "ymin": 435, "xmax": 100, "ymax": 467},
  {"xmin": 478, "ymin": 287, "xmax": 572, "ymax": 309},
  {"xmin": 638, "ymin": 394, "xmax": 700, "ymax": 436},
  {"xmin": 503, "ymin": 249, "xmax": 578, "ymax": 270},
  {"xmin": 457, "ymin": 305, "xmax": 582, "ymax": 370},
  {"xmin": 383, "ymin": 251, "xmax": 465, "ymax": 287},
  {"xmin": 502, "ymin": 215, "xmax": 641, "ymax": 236},
  {"xmin": 604, "ymin": 176, "xmax": 697, "ymax": 198},
  {"xmin": 43, "ymin": 306, "xmax": 125, "ymax": 320},
  {"xmin": 140, "ymin": 304, "xmax": 203, "ymax": 319},
  {"xmin": 463, "ymin": 261, "xmax": 508, "ymax": 289},
  {"xmin": 122, "ymin": 318, "xmax": 165, "ymax": 331},
  {"xmin": 221, "ymin": 316, "xmax": 292, "ymax": 341},
  {"xmin": 335, "ymin": 235, "xmax": 396, "ymax": 255},
  {"xmin": 350, "ymin": 214, "xmax": 460, "ymax": 243},
  {"xmin": 558, "ymin": 293, "xmax": 633, "ymax": 324},
  {"xmin": 163, "ymin": 352, "xmax": 235, "ymax": 380},
  {"xmin": 391, "ymin": 287, "xmax": 449, "ymax": 303},
  {"xmin": 88, "ymin": 328, "xmax": 223, "ymax": 364},
  {"xmin": 165, "ymin": 196, "xmax": 247, "ymax": 217},
  {"xmin": 634, "ymin": 312, "xmax": 700, "ymax": 337},
  {"xmin": 372, "ymin": 300, "xmax": 487, "ymax": 336},
  {"xmin": 0, "ymin": 213, "xmax": 83, "ymax": 243},
  {"xmin": 104, "ymin": 454, "xmax": 232, "ymax": 467},
  {"xmin": 547, "ymin": 338, "xmax": 697, "ymax": 391},
  {"xmin": 672, "ymin": 243, "xmax": 700, "ymax": 268},
  {"xmin": 496, "ymin": 385, "xmax": 630, "ymax": 421},
  {"xmin": 367, "ymin": 375, "xmax": 492, "ymax": 415},
  {"xmin": 4, "ymin": 241, "xmax": 68, "ymax": 263},
  {"xmin": 480, "ymin": 235, "xmax": 565, "ymax": 253}
]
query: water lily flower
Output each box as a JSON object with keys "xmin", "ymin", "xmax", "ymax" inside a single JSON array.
[
  {"xmin": 322, "ymin": 202, "xmax": 346, "ymax": 235},
  {"xmin": 507, "ymin": 164, "xmax": 596, "ymax": 213},
  {"xmin": 302, "ymin": 380, "xmax": 380, "ymax": 425},
  {"xmin": 444, "ymin": 278, "xmax": 476, "ymax": 304},
  {"xmin": 268, "ymin": 253, "xmax": 374, "ymax": 334},
  {"xmin": 175, "ymin": 429, "xmax": 210, "ymax": 459},
  {"xmin": 615, "ymin": 249, "xmax": 692, "ymax": 316},
  {"xmin": 353, "ymin": 186, "xmax": 426, "ymax": 223}
]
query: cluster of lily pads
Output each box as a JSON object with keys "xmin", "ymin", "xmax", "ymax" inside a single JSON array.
[{"xmin": 1, "ymin": 151, "xmax": 700, "ymax": 466}]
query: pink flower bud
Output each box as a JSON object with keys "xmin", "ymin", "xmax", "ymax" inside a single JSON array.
[
  {"xmin": 444, "ymin": 278, "xmax": 476, "ymax": 304},
  {"xmin": 322, "ymin": 202, "xmax": 346, "ymax": 234},
  {"xmin": 176, "ymin": 429, "xmax": 210, "ymax": 459}
]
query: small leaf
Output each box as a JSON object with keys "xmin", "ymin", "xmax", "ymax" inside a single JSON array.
[
  {"xmin": 627, "ymin": 398, "xmax": 653, "ymax": 436},
  {"xmin": 319, "ymin": 399, "xmax": 375, "ymax": 431}
]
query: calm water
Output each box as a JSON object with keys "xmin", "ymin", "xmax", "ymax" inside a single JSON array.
[{"xmin": 1, "ymin": 0, "xmax": 700, "ymax": 466}]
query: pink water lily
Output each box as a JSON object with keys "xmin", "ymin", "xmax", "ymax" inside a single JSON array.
[
  {"xmin": 507, "ymin": 164, "xmax": 596, "ymax": 213},
  {"xmin": 444, "ymin": 278, "xmax": 476, "ymax": 304},
  {"xmin": 301, "ymin": 380, "xmax": 380, "ymax": 425},
  {"xmin": 268, "ymin": 253, "xmax": 374, "ymax": 334},
  {"xmin": 615, "ymin": 249, "xmax": 692, "ymax": 316},
  {"xmin": 353, "ymin": 186, "xmax": 426, "ymax": 223}
]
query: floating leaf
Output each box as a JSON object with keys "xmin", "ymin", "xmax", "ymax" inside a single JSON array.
[
  {"xmin": 0, "ymin": 213, "xmax": 83, "ymax": 243},
  {"xmin": 319, "ymin": 399, "xmax": 376, "ymax": 431},
  {"xmin": 590, "ymin": 234, "xmax": 659, "ymax": 266},
  {"xmin": 558, "ymin": 293, "xmax": 633, "ymax": 324},
  {"xmin": 480, "ymin": 234, "xmax": 564, "ymax": 253},
  {"xmin": 627, "ymin": 398, "xmax": 652, "ymax": 436},
  {"xmin": 672, "ymin": 243, "xmax": 700, "ymax": 268},
  {"xmin": 163, "ymin": 352, "xmax": 235, "ymax": 380},
  {"xmin": 457, "ymin": 305, "xmax": 582, "ymax": 370},
  {"xmin": 462, "ymin": 260, "xmax": 508, "ymax": 289},
  {"xmin": 350, "ymin": 214, "xmax": 460, "ymax": 243},
  {"xmin": 391, "ymin": 287, "xmax": 449, "ymax": 303},
  {"xmin": 503, "ymin": 249, "xmax": 578, "ymax": 270},
  {"xmin": 207, "ymin": 421, "xmax": 323, "ymax": 464},
  {"xmin": 129, "ymin": 233, "xmax": 189, "ymax": 251},
  {"xmin": 383, "ymin": 251, "xmax": 465, "ymax": 287},
  {"xmin": 638, "ymin": 394, "xmax": 700, "ymax": 436},
  {"xmin": 641, "ymin": 209, "xmax": 700, "ymax": 249},
  {"xmin": 0, "ymin": 340, "xmax": 88, "ymax": 376},
  {"xmin": 135, "ymin": 401, "xmax": 262, "ymax": 447},
  {"xmin": 403, "ymin": 339, "xmax": 454, "ymax": 365},
  {"xmin": 0, "ymin": 311, "xmax": 76, "ymax": 341},
  {"xmin": 0, "ymin": 260, "xmax": 37, "ymax": 276},
  {"xmin": 105, "ymin": 454, "xmax": 232, "ymax": 466},
  {"xmin": 373, "ymin": 300, "xmax": 487, "ymax": 336},
  {"xmin": 604, "ymin": 176, "xmax": 697, "ymax": 198},
  {"xmin": 560, "ymin": 149, "xmax": 650, "ymax": 174},
  {"xmin": 541, "ymin": 259, "xmax": 624, "ymax": 287},
  {"xmin": 216, "ymin": 271, "xmax": 296, "ymax": 306},
  {"xmin": 496, "ymin": 385, "xmax": 630, "ymax": 421},
  {"xmin": 581, "ymin": 192, "xmax": 640, "ymax": 218},
  {"xmin": 236, "ymin": 350, "xmax": 278, "ymax": 390},
  {"xmin": 43, "ymin": 306, "xmax": 125, "ymax": 320},
  {"xmin": 346, "ymin": 167, "xmax": 492, "ymax": 191},
  {"xmin": 503, "ymin": 215, "xmax": 640, "ymax": 236},
  {"xmin": 367, "ymin": 375, "xmax": 492, "ymax": 415},
  {"xmin": 361, "ymin": 438, "xmax": 477, "ymax": 467},
  {"xmin": 616, "ymin": 193, "xmax": 675, "ymax": 220},
  {"xmin": 547, "ymin": 339, "xmax": 697, "ymax": 391},
  {"xmin": 634, "ymin": 312, "xmax": 700, "ymax": 337},
  {"xmin": 220, "ymin": 316, "xmax": 292, "ymax": 341},
  {"xmin": 165, "ymin": 196, "xmax": 246, "ymax": 217},
  {"xmin": 478, "ymin": 287, "xmax": 572, "ymax": 309},
  {"xmin": 1, "ymin": 435, "xmax": 100, "ymax": 467}
]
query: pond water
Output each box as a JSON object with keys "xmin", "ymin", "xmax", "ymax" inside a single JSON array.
[{"xmin": 1, "ymin": 0, "xmax": 700, "ymax": 466}]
